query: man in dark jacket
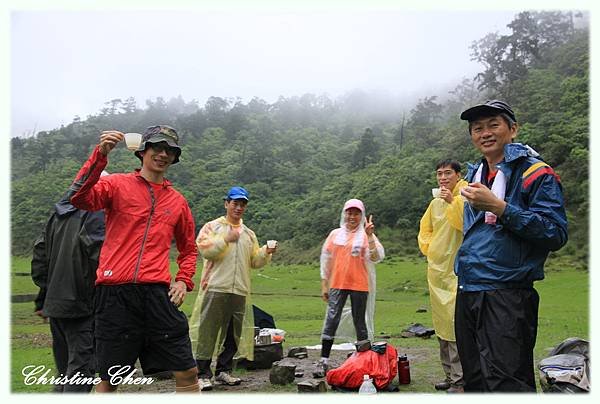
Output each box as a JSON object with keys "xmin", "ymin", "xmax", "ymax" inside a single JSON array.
[
  {"xmin": 31, "ymin": 178, "xmax": 106, "ymax": 392},
  {"xmin": 455, "ymin": 100, "xmax": 568, "ymax": 392}
]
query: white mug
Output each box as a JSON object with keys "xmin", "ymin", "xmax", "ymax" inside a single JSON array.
[
  {"xmin": 267, "ymin": 240, "xmax": 278, "ymax": 249},
  {"xmin": 123, "ymin": 132, "xmax": 142, "ymax": 151},
  {"xmin": 432, "ymin": 188, "xmax": 441, "ymax": 198}
]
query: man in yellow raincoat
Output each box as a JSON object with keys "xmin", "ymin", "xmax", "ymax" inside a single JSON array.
[
  {"xmin": 189, "ymin": 186, "xmax": 277, "ymax": 391},
  {"xmin": 418, "ymin": 160, "xmax": 467, "ymax": 393}
]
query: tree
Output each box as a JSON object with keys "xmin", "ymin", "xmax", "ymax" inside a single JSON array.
[
  {"xmin": 121, "ymin": 97, "xmax": 138, "ymax": 113},
  {"xmin": 471, "ymin": 11, "xmax": 578, "ymax": 99},
  {"xmin": 102, "ymin": 98, "xmax": 123, "ymax": 115},
  {"xmin": 205, "ymin": 96, "xmax": 230, "ymax": 128},
  {"xmin": 352, "ymin": 127, "xmax": 379, "ymax": 169},
  {"xmin": 394, "ymin": 113, "xmax": 406, "ymax": 149}
]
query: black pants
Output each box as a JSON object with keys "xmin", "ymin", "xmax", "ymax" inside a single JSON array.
[
  {"xmin": 49, "ymin": 316, "xmax": 95, "ymax": 393},
  {"xmin": 321, "ymin": 289, "xmax": 368, "ymax": 341},
  {"xmin": 455, "ymin": 288, "xmax": 539, "ymax": 392}
]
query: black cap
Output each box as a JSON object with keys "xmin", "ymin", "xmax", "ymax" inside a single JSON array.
[{"xmin": 460, "ymin": 100, "xmax": 516, "ymax": 123}]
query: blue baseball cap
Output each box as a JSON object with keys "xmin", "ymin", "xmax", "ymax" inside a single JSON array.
[{"xmin": 224, "ymin": 186, "xmax": 249, "ymax": 201}]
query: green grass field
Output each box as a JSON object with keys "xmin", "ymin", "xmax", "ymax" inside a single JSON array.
[{"xmin": 11, "ymin": 255, "xmax": 589, "ymax": 393}]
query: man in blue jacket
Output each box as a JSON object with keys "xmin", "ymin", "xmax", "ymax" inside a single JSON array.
[{"xmin": 455, "ymin": 100, "xmax": 568, "ymax": 392}]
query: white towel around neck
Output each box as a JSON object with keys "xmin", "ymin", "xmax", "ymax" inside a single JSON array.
[{"xmin": 473, "ymin": 163, "xmax": 507, "ymax": 225}]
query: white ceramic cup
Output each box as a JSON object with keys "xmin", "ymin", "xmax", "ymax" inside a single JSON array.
[
  {"xmin": 267, "ymin": 240, "xmax": 278, "ymax": 249},
  {"xmin": 432, "ymin": 188, "xmax": 441, "ymax": 198},
  {"xmin": 124, "ymin": 132, "xmax": 142, "ymax": 151}
]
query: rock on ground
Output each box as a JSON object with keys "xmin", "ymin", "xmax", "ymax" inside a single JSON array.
[{"xmin": 117, "ymin": 348, "xmax": 351, "ymax": 393}]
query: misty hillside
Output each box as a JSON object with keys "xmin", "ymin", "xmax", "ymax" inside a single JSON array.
[{"xmin": 11, "ymin": 11, "xmax": 588, "ymax": 267}]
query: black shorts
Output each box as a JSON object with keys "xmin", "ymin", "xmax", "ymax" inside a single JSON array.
[{"xmin": 94, "ymin": 284, "xmax": 196, "ymax": 382}]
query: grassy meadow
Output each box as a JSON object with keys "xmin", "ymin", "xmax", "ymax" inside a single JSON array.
[{"xmin": 10, "ymin": 254, "xmax": 589, "ymax": 393}]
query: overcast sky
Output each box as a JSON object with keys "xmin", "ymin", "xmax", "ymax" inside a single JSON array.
[{"xmin": 9, "ymin": 9, "xmax": 522, "ymax": 137}]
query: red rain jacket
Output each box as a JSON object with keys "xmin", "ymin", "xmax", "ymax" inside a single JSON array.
[{"xmin": 70, "ymin": 147, "xmax": 197, "ymax": 291}]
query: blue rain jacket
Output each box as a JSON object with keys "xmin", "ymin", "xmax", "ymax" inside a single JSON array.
[{"xmin": 455, "ymin": 143, "xmax": 568, "ymax": 292}]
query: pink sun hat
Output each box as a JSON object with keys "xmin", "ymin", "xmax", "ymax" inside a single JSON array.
[{"xmin": 343, "ymin": 198, "xmax": 365, "ymax": 213}]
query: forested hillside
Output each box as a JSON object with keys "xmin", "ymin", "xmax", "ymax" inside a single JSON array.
[{"xmin": 11, "ymin": 11, "xmax": 588, "ymax": 266}]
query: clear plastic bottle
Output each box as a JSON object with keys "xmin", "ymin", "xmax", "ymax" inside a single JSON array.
[{"xmin": 358, "ymin": 374, "xmax": 377, "ymax": 394}]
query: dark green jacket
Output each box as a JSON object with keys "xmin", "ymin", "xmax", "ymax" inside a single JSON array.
[{"xmin": 31, "ymin": 188, "xmax": 105, "ymax": 318}]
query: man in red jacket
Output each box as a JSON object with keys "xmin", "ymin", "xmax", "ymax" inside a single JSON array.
[{"xmin": 70, "ymin": 125, "xmax": 199, "ymax": 393}]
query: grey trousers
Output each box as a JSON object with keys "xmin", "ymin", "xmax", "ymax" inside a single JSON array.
[
  {"xmin": 49, "ymin": 316, "xmax": 95, "ymax": 393},
  {"xmin": 195, "ymin": 291, "xmax": 245, "ymax": 378},
  {"xmin": 321, "ymin": 288, "xmax": 368, "ymax": 341},
  {"xmin": 438, "ymin": 337, "xmax": 464, "ymax": 387}
]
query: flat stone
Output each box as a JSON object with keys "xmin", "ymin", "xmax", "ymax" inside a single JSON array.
[
  {"xmin": 269, "ymin": 361, "xmax": 296, "ymax": 385},
  {"xmin": 297, "ymin": 380, "xmax": 328, "ymax": 393},
  {"xmin": 287, "ymin": 346, "xmax": 308, "ymax": 357}
]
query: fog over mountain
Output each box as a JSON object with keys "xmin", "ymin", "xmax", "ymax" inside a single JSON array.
[{"xmin": 10, "ymin": 9, "xmax": 517, "ymax": 137}]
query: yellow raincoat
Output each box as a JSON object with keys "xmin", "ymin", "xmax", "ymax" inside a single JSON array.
[
  {"xmin": 189, "ymin": 216, "xmax": 271, "ymax": 361},
  {"xmin": 418, "ymin": 179, "xmax": 467, "ymax": 341}
]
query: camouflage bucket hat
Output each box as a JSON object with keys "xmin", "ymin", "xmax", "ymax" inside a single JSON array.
[{"xmin": 134, "ymin": 125, "xmax": 182, "ymax": 164}]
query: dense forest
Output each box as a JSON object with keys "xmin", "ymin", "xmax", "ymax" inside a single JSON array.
[{"xmin": 11, "ymin": 11, "xmax": 588, "ymax": 267}]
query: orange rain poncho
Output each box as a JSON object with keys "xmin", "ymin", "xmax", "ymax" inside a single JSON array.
[{"xmin": 320, "ymin": 200, "xmax": 385, "ymax": 342}]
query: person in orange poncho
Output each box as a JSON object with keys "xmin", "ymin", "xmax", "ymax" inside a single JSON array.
[{"xmin": 315, "ymin": 198, "xmax": 384, "ymax": 377}]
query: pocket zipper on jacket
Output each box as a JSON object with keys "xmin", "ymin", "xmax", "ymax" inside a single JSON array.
[{"xmin": 133, "ymin": 183, "xmax": 156, "ymax": 283}]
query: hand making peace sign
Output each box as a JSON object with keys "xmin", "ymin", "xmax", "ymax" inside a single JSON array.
[{"xmin": 365, "ymin": 214, "xmax": 375, "ymax": 236}]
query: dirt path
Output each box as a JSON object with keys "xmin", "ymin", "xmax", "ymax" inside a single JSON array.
[
  {"xmin": 119, "ymin": 348, "xmax": 351, "ymax": 393},
  {"xmin": 119, "ymin": 345, "xmax": 438, "ymax": 394}
]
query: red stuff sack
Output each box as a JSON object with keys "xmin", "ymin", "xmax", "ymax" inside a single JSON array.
[{"xmin": 326, "ymin": 345, "xmax": 398, "ymax": 390}]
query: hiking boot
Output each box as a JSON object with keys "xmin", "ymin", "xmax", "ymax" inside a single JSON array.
[
  {"xmin": 215, "ymin": 372, "xmax": 241, "ymax": 386},
  {"xmin": 312, "ymin": 360, "xmax": 328, "ymax": 378},
  {"xmin": 198, "ymin": 378, "xmax": 213, "ymax": 391},
  {"xmin": 434, "ymin": 381, "xmax": 451, "ymax": 390},
  {"xmin": 446, "ymin": 385, "xmax": 465, "ymax": 393}
]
